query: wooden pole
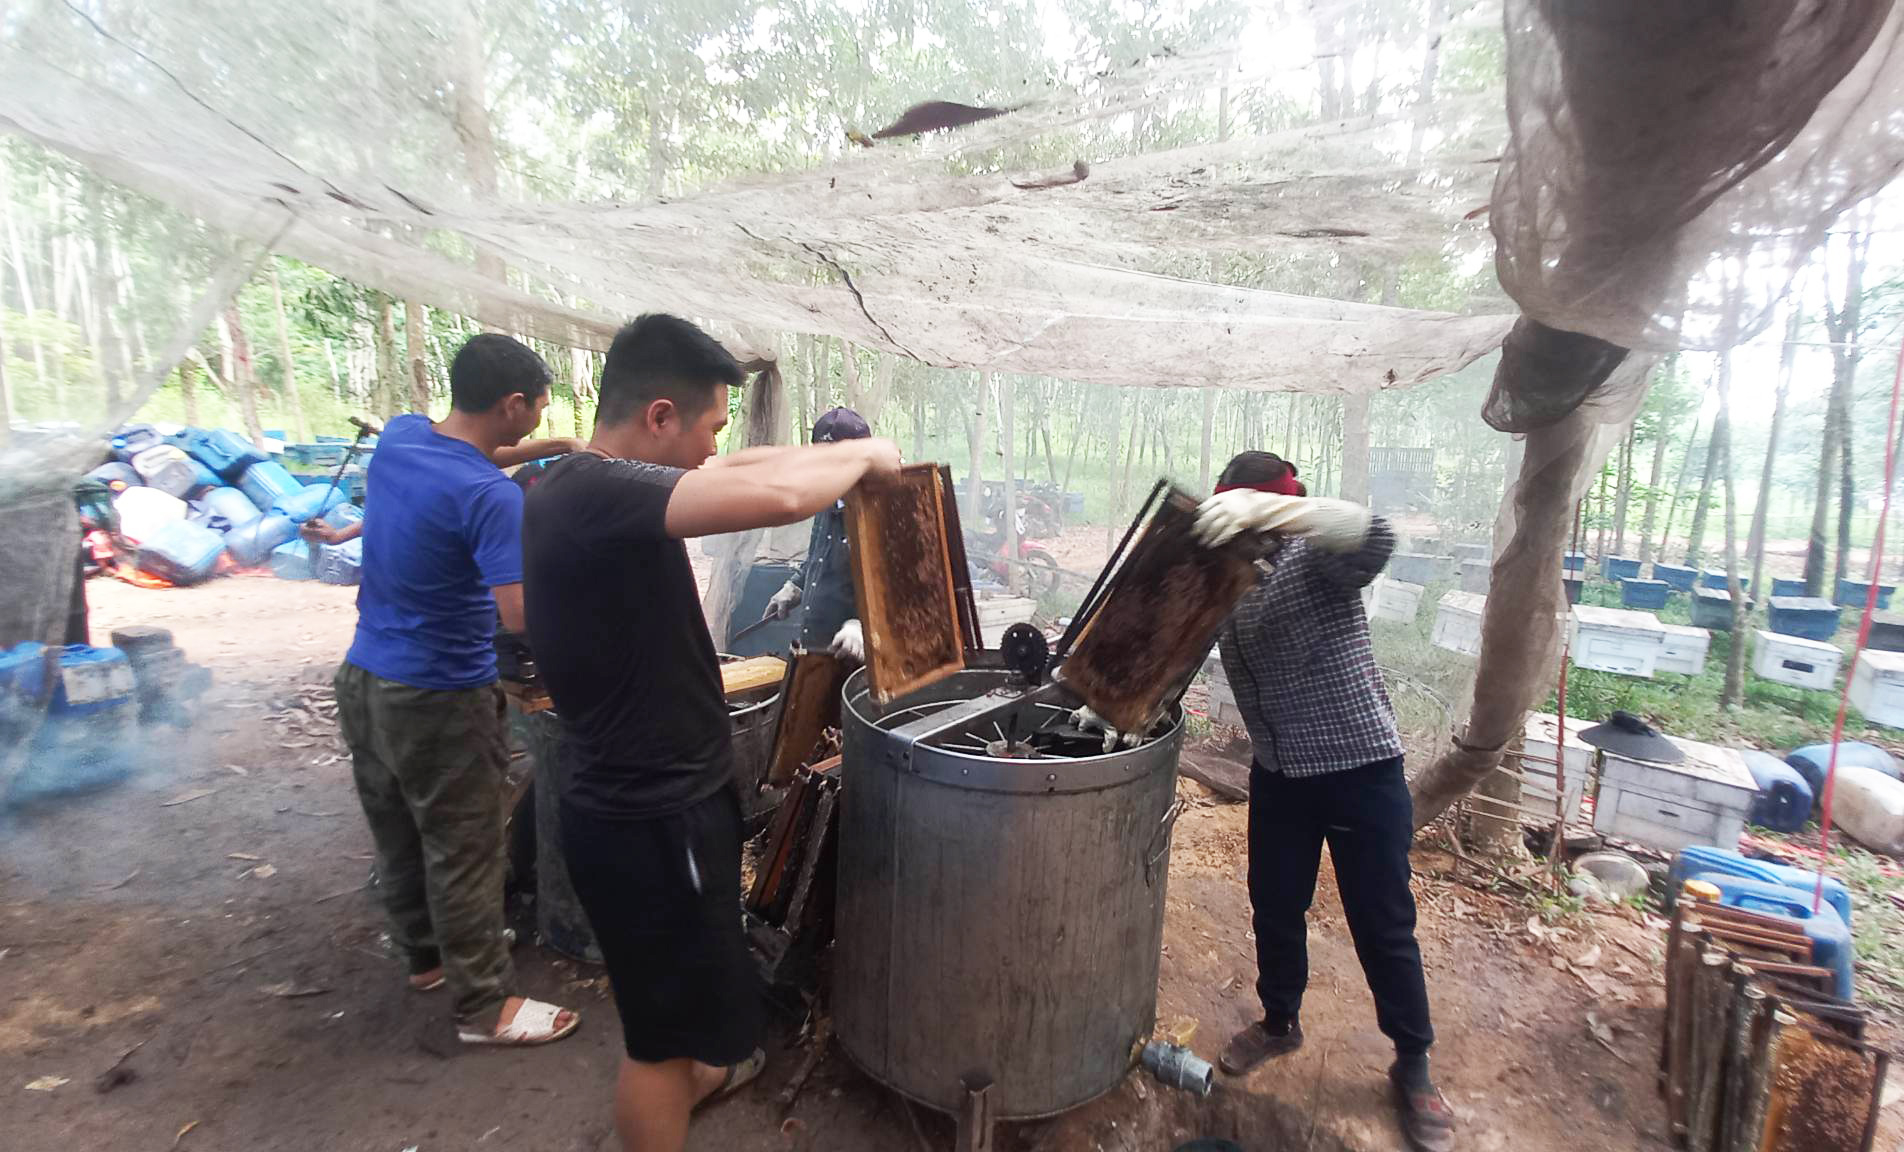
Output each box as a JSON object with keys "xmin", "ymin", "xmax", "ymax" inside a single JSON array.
[{"xmin": 1001, "ymin": 376, "xmax": 1019, "ymax": 594}]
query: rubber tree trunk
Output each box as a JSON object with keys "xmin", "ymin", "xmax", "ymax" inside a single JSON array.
[
  {"xmin": 1685, "ymin": 428, "xmax": 1721, "ymax": 567},
  {"xmin": 373, "ymin": 293, "xmax": 399, "ymax": 422},
  {"xmin": 404, "ymin": 299, "xmax": 429, "ymax": 415},
  {"xmin": 1001, "ymin": 376, "xmax": 1019, "ymax": 595},
  {"xmin": 1747, "ymin": 306, "xmax": 1800, "ymax": 593},
  {"xmin": 967, "ymin": 372, "xmax": 989, "ymax": 528},
  {"xmin": 177, "ymin": 354, "xmax": 200, "ymax": 426},
  {"xmin": 568, "ymin": 347, "xmax": 592, "ymax": 437},
  {"xmin": 1199, "ymin": 387, "xmax": 1218, "ymax": 492},
  {"xmin": 268, "ymin": 262, "xmax": 311, "ymax": 441},
  {"xmin": 700, "ymin": 359, "xmax": 787, "ymax": 646},
  {"xmin": 1611, "ymin": 429, "xmax": 1635, "ymax": 555},
  {"xmin": 1341, "ymin": 391, "xmax": 1371, "ymax": 505},
  {"xmin": 224, "ymin": 306, "xmax": 268, "ymax": 448},
  {"xmin": 1410, "ymin": 406, "xmax": 1592, "ymax": 831},
  {"xmin": 1658, "ymin": 416, "xmax": 1702, "ymax": 565},
  {"xmin": 1716, "ymin": 352, "xmax": 1747, "ymax": 709},
  {"xmin": 1804, "ymin": 386, "xmax": 1843, "ymax": 597}
]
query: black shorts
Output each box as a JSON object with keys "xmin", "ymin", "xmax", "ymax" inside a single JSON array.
[{"xmin": 561, "ymin": 787, "xmax": 763, "ymax": 1065}]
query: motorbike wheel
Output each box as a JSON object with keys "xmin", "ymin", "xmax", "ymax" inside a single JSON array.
[{"xmin": 1024, "ymin": 550, "xmax": 1062, "ymax": 598}]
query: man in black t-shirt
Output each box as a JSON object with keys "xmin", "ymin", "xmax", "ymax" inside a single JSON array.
[{"xmin": 523, "ymin": 314, "xmax": 900, "ymax": 1152}]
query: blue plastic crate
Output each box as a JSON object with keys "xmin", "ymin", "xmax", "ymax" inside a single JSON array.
[
  {"xmin": 1701, "ymin": 568, "xmax": 1748, "ymax": 591},
  {"xmin": 1771, "ymin": 578, "xmax": 1808, "ymax": 597},
  {"xmin": 1835, "ymin": 579, "xmax": 1897, "ymax": 610},
  {"xmin": 1601, "ymin": 556, "xmax": 1641, "ymax": 582},
  {"xmin": 1619, "ymin": 578, "xmax": 1671, "ymax": 610},
  {"xmin": 1654, "ymin": 563, "xmax": 1697, "ymax": 591},
  {"xmin": 1767, "ymin": 595, "xmax": 1842, "ymax": 642},
  {"xmin": 1562, "ymin": 550, "xmax": 1587, "ymax": 573}
]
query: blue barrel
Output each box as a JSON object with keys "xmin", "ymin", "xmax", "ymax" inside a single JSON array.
[
  {"xmin": 173, "ymin": 428, "xmax": 268, "ymax": 479},
  {"xmin": 195, "ymin": 486, "xmax": 262, "ymax": 532},
  {"xmin": 110, "ymin": 423, "xmax": 164, "ymax": 463},
  {"xmin": 224, "ymin": 515, "xmax": 298, "ymax": 567},
  {"xmin": 1670, "ymin": 845, "xmax": 1851, "ymax": 923},
  {"xmin": 1688, "ymin": 873, "xmax": 1854, "ymax": 999},
  {"xmin": 271, "ymin": 539, "xmax": 316, "ymax": 580},
  {"xmin": 85, "ymin": 461, "xmax": 141, "ymax": 494},
  {"xmin": 134, "ymin": 520, "xmax": 226, "ymax": 586},
  {"xmin": 1602, "ymin": 556, "xmax": 1641, "ymax": 582},
  {"xmin": 1655, "ymin": 563, "xmax": 1698, "ymax": 591},
  {"xmin": 271, "ymin": 482, "xmax": 348, "ymax": 525},
  {"xmin": 1836, "ymin": 579, "xmax": 1897, "ymax": 610},
  {"xmin": 1771, "ymin": 578, "xmax": 1808, "ymax": 597},
  {"xmin": 1737, "ymin": 751, "xmax": 1815, "ymax": 834},
  {"xmin": 316, "ymin": 538, "xmax": 364, "ymax": 586},
  {"xmin": 1766, "ymin": 596, "xmax": 1842, "ymax": 642},
  {"xmin": 1788, "ymin": 742, "xmax": 1900, "ymax": 792},
  {"xmin": 237, "ymin": 459, "xmax": 304, "ymax": 512},
  {"xmin": 1620, "ymin": 578, "xmax": 1671, "ymax": 610}
]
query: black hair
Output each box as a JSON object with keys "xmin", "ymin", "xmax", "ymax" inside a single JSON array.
[
  {"xmin": 449, "ymin": 333, "xmax": 552, "ymax": 413},
  {"xmin": 1217, "ymin": 450, "xmax": 1299, "ymax": 489},
  {"xmin": 596, "ymin": 313, "xmax": 743, "ymax": 427}
]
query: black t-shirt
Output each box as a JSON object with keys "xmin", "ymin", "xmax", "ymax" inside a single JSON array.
[{"xmin": 522, "ymin": 452, "xmax": 732, "ymax": 817}]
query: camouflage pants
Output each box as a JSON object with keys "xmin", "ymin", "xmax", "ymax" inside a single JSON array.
[{"xmin": 334, "ymin": 661, "xmax": 514, "ymax": 1027}]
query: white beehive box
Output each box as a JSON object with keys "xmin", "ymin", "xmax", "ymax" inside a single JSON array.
[
  {"xmin": 1503, "ymin": 711, "xmax": 1593, "ymax": 822},
  {"xmin": 1569, "ymin": 605, "xmax": 1667, "ymax": 678},
  {"xmin": 1432, "ymin": 591, "xmax": 1486, "ymax": 656},
  {"xmin": 1656, "ymin": 623, "xmax": 1711, "ymax": 677},
  {"xmin": 1751, "ymin": 628, "xmax": 1842, "ymax": 691},
  {"xmin": 975, "ymin": 595, "xmax": 1038, "ymax": 647},
  {"xmin": 1850, "ymin": 649, "xmax": 1904, "ymax": 728},
  {"xmin": 1594, "ymin": 736, "xmax": 1756, "ymax": 852},
  {"xmin": 1364, "ymin": 577, "xmax": 1424, "ymax": 624}
]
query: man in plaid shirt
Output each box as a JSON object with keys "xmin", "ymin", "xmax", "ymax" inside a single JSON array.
[{"xmin": 1195, "ymin": 450, "xmax": 1452, "ymax": 1152}]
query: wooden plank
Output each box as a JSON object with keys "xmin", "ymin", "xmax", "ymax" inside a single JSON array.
[
  {"xmin": 846, "ymin": 463, "xmax": 965, "ymax": 703},
  {"xmin": 1056, "ymin": 486, "xmax": 1259, "ymax": 733},
  {"xmin": 768, "ymin": 654, "xmax": 847, "ymax": 786},
  {"xmin": 722, "ymin": 655, "xmax": 788, "ymax": 698}
]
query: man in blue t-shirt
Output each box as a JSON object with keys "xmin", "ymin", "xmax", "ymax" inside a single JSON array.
[{"xmin": 333, "ymin": 333, "xmax": 579, "ymax": 1049}]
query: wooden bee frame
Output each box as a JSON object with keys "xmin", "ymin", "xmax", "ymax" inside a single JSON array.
[{"xmin": 845, "ymin": 463, "xmax": 968, "ymax": 704}]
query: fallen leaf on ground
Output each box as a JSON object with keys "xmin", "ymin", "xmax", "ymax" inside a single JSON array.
[
  {"xmin": 251, "ymin": 864, "xmax": 277, "ymax": 879},
  {"xmin": 227, "ymin": 853, "xmax": 262, "ymax": 861},
  {"xmin": 260, "ymin": 982, "xmax": 330, "ymax": 999},
  {"xmin": 24, "ymin": 1076, "xmax": 69, "ymax": 1091},
  {"xmin": 160, "ymin": 789, "xmax": 217, "ymax": 807}
]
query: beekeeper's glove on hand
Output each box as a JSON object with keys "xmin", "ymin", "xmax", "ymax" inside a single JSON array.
[
  {"xmin": 764, "ymin": 579, "xmax": 803, "ymax": 620},
  {"xmin": 1071, "ymin": 704, "xmax": 1142, "ymax": 754},
  {"xmin": 1194, "ymin": 491, "xmax": 1371, "ymax": 553},
  {"xmin": 830, "ymin": 619, "xmax": 865, "ymax": 664}
]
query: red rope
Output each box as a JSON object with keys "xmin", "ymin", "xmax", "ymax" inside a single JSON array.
[{"xmin": 1813, "ymin": 334, "xmax": 1904, "ymax": 913}]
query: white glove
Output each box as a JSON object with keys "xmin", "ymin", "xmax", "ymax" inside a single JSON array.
[
  {"xmin": 830, "ymin": 618, "xmax": 865, "ymax": 663},
  {"xmin": 764, "ymin": 579, "xmax": 803, "ymax": 620},
  {"xmin": 1193, "ymin": 491, "xmax": 1371, "ymax": 553},
  {"xmin": 1071, "ymin": 704, "xmax": 1141, "ymax": 754}
]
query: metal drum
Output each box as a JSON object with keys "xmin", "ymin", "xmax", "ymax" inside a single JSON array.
[
  {"xmin": 724, "ymin": 653, "xmax": 783, "ymax": 834},
  {"xmin": 833, "ymin": 667, "xmax": 1183, "ymax": 1120}
]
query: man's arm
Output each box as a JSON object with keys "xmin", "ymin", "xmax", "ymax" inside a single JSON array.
[
  {"xmin": 1308, "ymin": 516, "xmax": 1395, "ymax": 590},
  {"xmin": 701, "ymin": 444, "xmax": 810, "ymax": 470},
  {"xmin": 300, "ymin": 520, "xmax": 364, "ymax": 546},
  {"xmin": 492, "ymin": 582, "xmax": 527, "ymax": 633},
  {"xmin": 663, "ymin": 439, "xmax": 901, "ymax": 539},
  {"xmin": 491, "ymin": 437, "xmax": 585, "ymax": 468}
]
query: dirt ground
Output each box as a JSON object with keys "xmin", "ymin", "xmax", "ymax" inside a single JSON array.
[{"xmin": 0, "ymin": 575, "xmax": 1892, "ymax": 1152}]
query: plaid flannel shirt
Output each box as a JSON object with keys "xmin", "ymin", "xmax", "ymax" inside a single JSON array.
[{"xmin": 1217, "ymin": 516, "xmax": 1403, "ymax": 777}]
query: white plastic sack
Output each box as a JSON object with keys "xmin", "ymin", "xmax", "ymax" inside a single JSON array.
[
  {"xmin": 114, "ymin": 487, "xmax": 187, "ymax": 547},
  {"xmin": 1828, "ymin": 763, "xmax": 1904, "ymax": 855}
]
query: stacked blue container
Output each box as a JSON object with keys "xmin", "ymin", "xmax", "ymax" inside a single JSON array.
[{"xmin": 1620, "ymin": 578, "xmax": 1671, "ymax": 610}]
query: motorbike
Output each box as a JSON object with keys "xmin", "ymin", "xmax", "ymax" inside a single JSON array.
[{"xmin": 965, "ymin": 509, "xmax": 1062, "ymax": 598}]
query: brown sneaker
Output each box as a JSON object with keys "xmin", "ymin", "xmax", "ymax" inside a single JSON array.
[
  {"xmin": 1218, "ymin": 1019, "xmax": 1303, "ymax": 1075},
  {"xmin": 1390, "ymin": 1063, "xmax": 1455, "ymax": 1152}
]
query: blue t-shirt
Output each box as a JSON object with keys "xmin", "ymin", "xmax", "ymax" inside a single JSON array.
[{"xmin": 345, "ymin": 414, "xmax": 523, "ymax": 690}]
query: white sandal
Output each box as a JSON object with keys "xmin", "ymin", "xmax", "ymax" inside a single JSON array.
[{"xmin": 457, "ymin": 998, "xmax": 580, "ymax": 1047}]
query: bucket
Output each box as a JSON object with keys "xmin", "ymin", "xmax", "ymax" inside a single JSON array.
[{"xmin": 225, "ymin": 515, "xmax": 299, "ymax": 568}]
